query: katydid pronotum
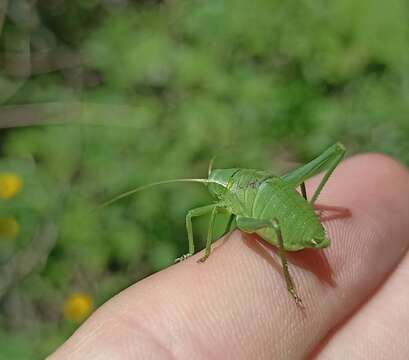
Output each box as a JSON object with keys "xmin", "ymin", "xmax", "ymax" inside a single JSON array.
[{"xmin": 101, "ymin": 143, "xmax": 351, "ymax": 307}]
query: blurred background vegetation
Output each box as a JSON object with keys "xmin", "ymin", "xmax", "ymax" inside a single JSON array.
[{"xmin": 0, "ymin": 0, "xmax": 409, "ymax": 358}]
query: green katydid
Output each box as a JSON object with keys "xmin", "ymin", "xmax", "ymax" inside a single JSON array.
[{"xmin": 101, "ymin": 142, "xmax": 351, "ymax": 306}]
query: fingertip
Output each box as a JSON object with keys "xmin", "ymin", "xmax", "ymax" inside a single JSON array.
[{"xmin": 343, "ymin": 152, "xmax": 409, "ymax": 185}]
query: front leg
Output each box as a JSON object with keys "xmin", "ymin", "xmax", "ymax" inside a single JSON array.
[
  {"xmin": 175, "ymin": 204, "xmax": 217, "ymax": 263},
  {"xmin": 236, "ymin": 216, "xmax": 303, "ymax": 307}
]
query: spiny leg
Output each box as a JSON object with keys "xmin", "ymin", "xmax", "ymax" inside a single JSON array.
[
  {"xmin": 175, "ymin": 204, "xmax": 217, "ymax": 263},
  {"xmin": 235, "ymin": 216, "xmax": 303, "ymax": 307},
  {"xmin": 272, "ymin": 219, "xmax": 304, "ymax": 308},
  {"xmin": 314, "ymin": 203, "xmax": 351, "ymax": 222},
  {"xmin": 197, "ymin": 206, "xmax": 221, "ymax": 263}
]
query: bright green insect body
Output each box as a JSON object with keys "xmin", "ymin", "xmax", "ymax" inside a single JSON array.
[
  {"xmin": 102, "ymin": 143, "xmax": 350, "ymax": 306},
  {"xmin": 208, "ymin": 169, "xmax": 329, "ymax": 251}
]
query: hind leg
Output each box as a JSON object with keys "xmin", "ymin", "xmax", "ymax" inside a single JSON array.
[{"xmin": 236, "ymin": 216, "xmax": 303, "ymax": 307}]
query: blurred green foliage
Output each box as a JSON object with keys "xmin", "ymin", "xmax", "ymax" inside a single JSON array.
[{"xmin": 1, "ymin": 0, "xmax": 409, "ymax": 358}]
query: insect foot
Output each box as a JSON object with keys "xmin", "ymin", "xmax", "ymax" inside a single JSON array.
[
  {"xmin": 175, "ymin": 253, "xmax": 192, "ymax": 263},
  {"xmin": 197, "ymin": 254, "xmax": 209, "ymax": 263},
  {"xmin": 290, "ymin": 289, "xmax": 305, "ymax": 309}
]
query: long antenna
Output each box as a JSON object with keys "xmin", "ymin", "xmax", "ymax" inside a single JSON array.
[
  {"xmin": 98, "ymin": 178, "xmax": 208, "ymax": 209},
  {"xmin": 208, "ymin": 156, "xmax": 217, "ymax": 177}
]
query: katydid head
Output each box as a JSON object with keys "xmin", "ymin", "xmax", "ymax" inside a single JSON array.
[{"xmin": 207, "ymin": 168, "xmax": 240, "ymax": 199}]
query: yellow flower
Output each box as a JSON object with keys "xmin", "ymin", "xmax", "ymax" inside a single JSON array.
[
  {"xmin": 0, "ymin": 217, "xmax": 19, "ymax": 239},
  {"xmin": 0, "ymin": 173, "xmax": 23, "ymax": 199},
  {"xmin": 63, "ymin": 293, "xmax": 93, "ymax": 323}
]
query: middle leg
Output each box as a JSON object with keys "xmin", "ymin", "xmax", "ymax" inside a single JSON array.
[{"xmin": 197, "ymin": 206, "xmax": 225, "ymax": 263}]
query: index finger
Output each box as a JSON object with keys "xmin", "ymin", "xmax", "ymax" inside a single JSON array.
[{"xmin": 49, "ymin": 153, "xmax": 409, "ymax": 360}]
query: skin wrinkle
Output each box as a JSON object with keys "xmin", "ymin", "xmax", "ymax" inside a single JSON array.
[
  {"xmin": 174, "ymin": 298, "xmax": 220, "ymax": 358},
  {"xmin": 361, "ymin": 185, "xmax": 409, "ymax": 276},
  {"xmin": 115, "ymin": 278, "xmax": 211, "ymax": 359},
  {"xmin": 164, "ymin": 281, "xmax": 216, "ymax": 358},
  {"xmin": 112, "ymin": 321, "xmax": 150, "ymax": 359},
  {"xmin": 63, "ymin": 317, "xmax": 128, "ymax": 360},
  {"xmin": 216, "ymin": 260, "xmax": 277, "ymax": 358},
  {"xmin": 114, "ymin": 311, "xmax": 177, "ymax": 360},
  {"xmin": 188, "ymin": 254, "xmax": 252, "ymax": 358},
  {"xmin": 59, "ymin": 315, "xmax": 123, "ymax": 358},
  {"xmin": 208, "ymin": 239, "xmax": 278, "ymax": 357}
]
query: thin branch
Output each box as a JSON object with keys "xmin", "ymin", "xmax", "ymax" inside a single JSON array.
[
  {"xmin": 0, "ymin": 102, "xmax": 149, "ymax": 129},
  {"xmin": 0, "ymin": 47, "xmax": 87, "ymax": 76}
]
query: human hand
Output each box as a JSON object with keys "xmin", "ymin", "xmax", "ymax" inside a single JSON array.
[{"xmin": 49, "ymin": 154, "xmax": 409, "ymax": 360}]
